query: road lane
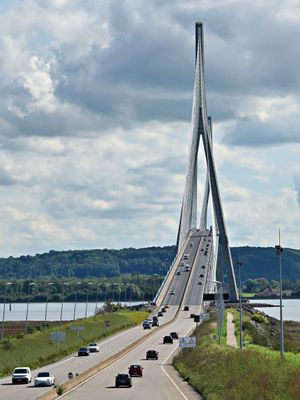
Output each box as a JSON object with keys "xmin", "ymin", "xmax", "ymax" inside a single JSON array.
[
  {"xmin": 59, "ymin": 308, "xmax": 200, "ymax": 400},
  {"xmin": 0, "ymin": 307, "xmax": 178, "ymax": 400}
]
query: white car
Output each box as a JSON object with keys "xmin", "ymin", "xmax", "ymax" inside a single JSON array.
[
  {"xmin": 170, "ymin": 290, "xmax": 175, "ymax": 295},
  {"xmin": 88, "ymin": 343, "xmax": 100, "ymax": 352},
  {"xmin": 12, "ymin": 367, "xmax": 31, "ymax": 384},
  {"xmin": 34, "ymin": 371, "xmax": 55, "ymax": 387}
]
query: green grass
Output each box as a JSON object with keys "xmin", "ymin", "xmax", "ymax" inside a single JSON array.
[
  {"xmin": 173, "ymin": 314, "xmax": 300, "ymax": 400},
  {"xmin": 241, "ymin": 292, "xmax": 256, "ymax": 298},
  {"xmin": 0, "ymin": 310, "xmax": 148, "ymax": 377}
]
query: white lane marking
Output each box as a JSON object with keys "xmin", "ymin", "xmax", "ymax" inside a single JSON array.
[
  {"xmin": 160, "ymin": 325, "xmax": 196, "ymax": 400},
  {"xmin": 59, "ymin": 312, "xmax": 180, "ymax": 398}
]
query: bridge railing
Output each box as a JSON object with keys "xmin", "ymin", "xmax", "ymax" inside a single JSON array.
[{"xmin": 153, "ymin": 233, "xmax": 191, "ymax": 305}]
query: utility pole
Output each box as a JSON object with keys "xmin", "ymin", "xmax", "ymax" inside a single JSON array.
[
  {"xmin": 237, "ymin": 257, "xmax": 243, "ymax": 349},
  {"xmin": 275, "ymin": 229, "xmax": 284, "ymax": 358}
]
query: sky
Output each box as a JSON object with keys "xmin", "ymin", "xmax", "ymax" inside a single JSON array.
[{"xmin": 0, "ymin": 0, "xmax": 299, "ymax": 257}]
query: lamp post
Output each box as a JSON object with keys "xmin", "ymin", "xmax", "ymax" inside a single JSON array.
[
  {"xmin": 73, "ymin": 282, "xmax": 81, "ymax": 323},
  {"xmin": 60, "ymin": 283, "xmax": 69, "ymax": 328},
  {"xmin": 1, "ymin": 282, "xmax": 12, "ymax": 340},
  {"xmin": 85, "ymin": 283, "xmax": 93, "ymax": 323},
  {"xmin": 95, "ymin": 283, "xmax": 101, "ymax": 314},
  {"xmin": 275, "ymin": 229, "xmax": 284, "ymax": 358},
  {"xmin": 25, "ymin": 282, "xmax": 35, "ymax": 335},
  {"xmin": 44, "ymin": 282, "xmax": 54, "ymax": 329},
  {"xmin": 237, "ymin": 258, "xmax": 243, "ymax": 349}
]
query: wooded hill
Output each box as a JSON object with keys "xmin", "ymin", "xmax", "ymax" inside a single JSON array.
[{"xmin": 0, "ymin": 245, "xmax": 299, "ymax": 282}]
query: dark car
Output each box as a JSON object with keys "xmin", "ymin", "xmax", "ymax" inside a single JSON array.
[
  {"xmin": 176, "ymin": 271, "xmax": 181, "ymax": 276},
  {"xmin": 157, "ymin": 311, "xmax": 163, "ymax": 317},
  {"xmin": 78, "ymin": 347, "xmax": 90, "ymax": 356},
  {"xmin": 199, "ymin": 274, "xmax": 204, "ymax": 278},
  {"xmin": 183, "ymin": 305, "xmax": 189, "ymax": 311},
  {"xmin": 115, "ymin": 373, "xmax": 132, "ymax": 388},
  {"xmin": 146, "ymin": 350, "xmax": 159, "ymax": 360},
  {"xmin": 128, "ymin": 365, "xmax": 143, "ymax": 377},
  {"xmin": 165, "ymin": 305, "xmax": 170, "ymax": 308},
  {"xmin": 198, "ymin": 281, "xmax": 203, "ymax": 285},
  {"xmin": 163, "ymin": 335, "xmax": 173, "ymax": 344},
  {"xmin": 152, "ymin": 320, "xmax": 159, "ymax": 327},
  {"xmin": 202, "ymin": 265, "xmax": 205, "ymax": 269},
  {"xmin": 170, "ymin": 332, "xmax": 178, "ymax": 339},
  {"xmin": 161, "ymin": 307, "xmax": 166, "ymax": 313},
  {"xmin": 143, "ymin": 322, "xmax": 151, "ymax": 329}
]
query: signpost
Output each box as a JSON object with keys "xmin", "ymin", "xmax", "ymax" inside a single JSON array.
[
  {"xmin": 50, "ymin": 331, "xmax": 66, "ymax": 350},
  {"xmin": 179, "ymin": 336, "xmax": 196, "ymax": 348},
  {"xmin": 69, "ymin": 325, "xmax": 85, "ymax": 337},
  {"xmin": 104, "ymin": 320, "xmax": 110, "ymax": 328}
]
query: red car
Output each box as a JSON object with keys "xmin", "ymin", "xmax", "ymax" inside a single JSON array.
[{"xmin": 128, "ymin": 365, "xmax": 143, "ymax": 377}]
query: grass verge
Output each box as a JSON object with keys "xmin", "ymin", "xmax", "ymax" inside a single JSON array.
[
  {"xmin": 173, "ymin": 313, "xmax": 300, "ymax": 400},
  {"xmin": 0, "ymin": 310, "xmax": 148, "ymax": 377}
]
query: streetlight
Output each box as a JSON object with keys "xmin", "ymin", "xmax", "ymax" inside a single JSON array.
[
  {"xmin": 95, "ymin": 283, "xmax": 102, "ymax": 314},
  {"xmin": 85, "ymin": 282, "xmax": 93, "ymax": 323},
  {"xmin": 73, "ymin": 282, "xmax": 81, "ymax": 323},
  {"xmin": 44, "ymin": 282, "xmax": 54, "ymax": 329},
  {"xmin": 275, "ymin": 229, "xmax": 284, "ymax": 358},
  {"xmin": 60, "ymin": 283, "xmax": 69, "ymax": 328},
  {"xmin": 25, "ymin": 282, "xmax": 35, "ymax": 335},
  {"xmin": 1, "ymin": 282, "xmax": 12, "ymax": 340},
  {"xmin": 237, "ymin": 257, "xmax": 243, "ymax": 349}
]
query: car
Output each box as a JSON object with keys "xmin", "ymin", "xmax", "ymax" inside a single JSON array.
[
  {"xmin": 12, "ymin": 367, "xmax": 31, "ymax": 384},
  {"xmin": 190, "ymin": 313, "xmax": 195, "ymax": 318},
  {"xmin": 115, "ymin": 373, "xmax": 132, "ymax": 388},
  {"xmin": 198, "ymin": 281, "xmax": 203, "ymax": 285},
  {"xmin": 88, "ymin": 343, "xmax": 100, "ymax": 352},
  {"xmin": 176, "ymin": 271, "xmax": 181, "ymax": 276},
  {"xmin": 152, "ymin": 316, "xmax": 158, "ymax": 322},
  {"xmin": 170, "ymin": 290, "xmax": 175, "ymax": 295},
  {"xmin": 146, "ymin": 349, "xmax": 159, "ymax": 360},
  {"xmin": 152, "ymin": 320, "xmax": 159, "ymax": 327},
  {"xmin": 183, "ymin": 305, "xmax": 189, "ymax": 311},
  {"xmin": 185, "ymin": 267, "xmax": 190, "ymax": 272},
  {"xmin": 201, "ymin": 248, "xmax": 204, "ymax": 251},
  {"xmin": 202, "ymin": 265, "xmax": 205, "ymax": 269},
  {"xmin": 163, "ymin": 335, "xmax": 173, "ymax": 344},
  {"xmin": 170, "ymin": 332, "xmax": 178, "ymax": 339},
  {"xmin": 183, "ymin": 254, "xmax": 189, "ymax": 259},
  {"xmin": 190, "ymin": 242, "xmax": 193, "ymax": 247},
  {"xmin": 34, "ymin": 371, "xmax": 55, "ymax": 387},
  {"xmin": 128, "ymin": 364, "xmax": 143, "ymax": 377},
  {"xmin": 143, "ymin": 322, "xmax": 151, "ymax": 329},
  {"xmin": 164, "ymin": 305, "xmax": 170, "ymax": 308},
  {"xmin": 78, "ymin": 347, "xmax": 90, "ymax": 356},
  {"xmin": 157, "ymin": 311, "xmax": 163, "ymax": 317},
  {"xmin": 199, "ymin": 274, "xmax": 204, "ymax": 278},
  {"xmin": 161, "ymin": 307, "xmax": 166, "ymax": 313}
]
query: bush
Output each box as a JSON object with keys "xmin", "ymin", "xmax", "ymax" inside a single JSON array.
[
  {"xmin": 2, "ymin": 339, "xmax": 14, "ymax": 351},
  {"xmin": 251, "ymin": 313, "xmax": 268, "ymax": 324}
]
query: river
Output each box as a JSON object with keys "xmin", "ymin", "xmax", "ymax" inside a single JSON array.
[
  {"xmin": 0, "ymin": 301, "xmax": 144, "ymax": 321},
  {"xmin": 248, "ymin": 299, "xmax": 300, "ymax": 322}
]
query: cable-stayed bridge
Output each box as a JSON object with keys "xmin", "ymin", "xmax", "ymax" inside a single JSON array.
[{"xmin": 155, "ymin": 21, "xmax": 238, "ymax": 307}]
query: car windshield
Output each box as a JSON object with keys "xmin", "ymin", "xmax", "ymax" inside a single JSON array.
[
  {"xmin": 89, "ymin": 344, "xmax": 97, "ymax": 346},
  {"xmin": 37, "ymin": 372, "xmax": 50, "ymax": 377},
  {"xmin": 118, "ymin": 374, "xmax": 128, "ymax": 378},
  {"xmin": 130, "ymin": 365, "xmax": 139, "ymax": 368},
  {"xmin": 14, "ymin": 369, "xmax": 28, "ymax": 374},
  {"xmin": 80, "ymin": 348, "xmax": 87, "ymax": 351}
]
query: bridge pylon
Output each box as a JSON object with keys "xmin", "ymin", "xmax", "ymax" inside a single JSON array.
[{"xmin": 177, "ymin": 22, "xmax": 238, "ymax": 302}]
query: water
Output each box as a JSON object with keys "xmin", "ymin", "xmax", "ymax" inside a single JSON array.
[
  {"xmin": 248, "ymin": 299, "xmax": 300, "ymax": 322},
  {"xmin": 0, "ymin": 302, "xmax": 143, "ymax": 321}
]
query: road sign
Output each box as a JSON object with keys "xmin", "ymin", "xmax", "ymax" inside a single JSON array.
[
  {"xmin": 104, "ymin": 320, "xmax": 110, "ymax": 328},
  {"xmin": 179, "ymin": 336, "xmax": 196, "ymax": 348},
  {"xmin": 50, "ymin": 331, "xmax": 66, "ymax": 343},
  {"xmin": 200, "ymin": 313, "xmax": 209, "ymax": 320},
  {"xmin": 69, "ymin": 326, "xmax": 85, "ymax": 331},
  {"xmin": 194, "ymin": 315, "xmax": 200, "ymax": 322}
]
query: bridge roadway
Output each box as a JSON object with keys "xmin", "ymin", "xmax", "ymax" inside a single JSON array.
[{"xmin": 0, "ymin": 230, "xmax": 211, "ymax": 399}]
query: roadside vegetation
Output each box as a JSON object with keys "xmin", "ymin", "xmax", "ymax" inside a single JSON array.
[
  {"xmin": 173, "ymin": 311, "xmax": 300, "ymax": 400},
  {"xmin": 0, "ymin": 309, "xmax": 148, "ymax": 377}
]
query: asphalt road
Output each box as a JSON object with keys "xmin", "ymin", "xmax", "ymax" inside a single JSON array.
[
  {"xmin": 59, "ymin": 307, "xmax": 201, "ymax": 400},
  {"xmin": 0, "ymin": 230, "xmax": 210, "ymax": 400},
  {"xmin": 0, "ymin": 307, "xmax": 178, "ymax": 400}
]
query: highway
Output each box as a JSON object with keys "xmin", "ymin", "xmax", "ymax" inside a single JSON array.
[
  {"xmin": 0, "ymin": 231, "xmax": 210, "ymax": 400},
  {"xmin": 59, "ymin": 307, "xmax": 200, "ymax": 400}
]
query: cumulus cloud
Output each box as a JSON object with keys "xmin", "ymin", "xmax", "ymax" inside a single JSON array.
[{"xmin": 0, "ymin": 0, "xmax": 299, "ymax": 256}]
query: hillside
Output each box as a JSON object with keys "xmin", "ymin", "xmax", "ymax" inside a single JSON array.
[{"xmin": 0, "ymin": 245, "xmax": 299, "ymax": 282}]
